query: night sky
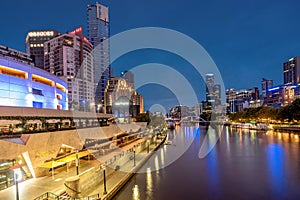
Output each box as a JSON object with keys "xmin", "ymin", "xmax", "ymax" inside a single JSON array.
[{"xmin": 1, "ymin": 0, "xmax": 300, "ymax": 110}]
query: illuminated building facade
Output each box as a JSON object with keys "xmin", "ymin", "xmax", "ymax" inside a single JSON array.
[
  {"xmin": 283, "ymin": 56, "xmax": 300, "ymax": 85},
  {"xmin": 226, "ymin": 87, "xmax": 261, "ymax": 113},
  {"xmin": 44, "ymin": 27, "xmax": 94, "ymax": 111},
  {"xmin": 131, "ymin": 91, "xmax": 144, "ymax": 115},
  {"xmin": 25, "ymin": 30, "xmax": 60, "ymax": 69},
  {"xmin": 203, "ymin": 74, "xmax": 222, "ymax": 112},
  {"xmin": 261, "ymin": 78, "xmax": 273, "ymax": 98},
  {"xmin": 87, "ymin": 2, "xmax": 111, "ymax": 105},
  {"xmin": 0, "ymin": 46, "xmax": 68, "ymax": 109},
  {"xmin": 104, "ymin": 77, "xmax": 134, "ymax": 115},
  {"xmin": 264, "ymin": 85, "xmax": 297, "ymax": 108},
  {"xmin": 104, "ymin": 77, "xmax": 144, "ymax": 119}
]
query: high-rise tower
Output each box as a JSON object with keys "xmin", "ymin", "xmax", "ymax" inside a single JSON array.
[
  {"xmin": 25, "ymin": 30, "xmax": 60, "ymax": 69},
  {"xmin": 44, "ymin": 27, "xmax": 94, "ymax": 111},
  {"xmin": 87, "ymin": 2, "xmax": 110, "ymax": 107}
]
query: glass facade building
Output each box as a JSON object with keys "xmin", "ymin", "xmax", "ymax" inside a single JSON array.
[
  {"xmin": 87, "ymin": 2, "xmax": 111, "ymax": 107},
  {"xmin": 0, "ymin": 46, "xmax": 68, "ymax": 110}
]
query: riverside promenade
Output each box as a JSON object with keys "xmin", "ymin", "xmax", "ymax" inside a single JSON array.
[{"xmin": 0, "ymin": 130, "xmax": 167, "ymax": 200}]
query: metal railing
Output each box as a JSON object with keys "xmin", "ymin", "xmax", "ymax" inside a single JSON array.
[{"xmin": 34, "ymin": 192, "xmax": 101, "ymax": 200}]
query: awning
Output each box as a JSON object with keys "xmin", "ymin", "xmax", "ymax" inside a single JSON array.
[
  {"xmin": 39, "ymin": 161, "xmax": 65, "ymax": 169},
  {"xmin": 46, "ymin": 119, "xmax": 60, "ymax": 123},
  {"xmin": 0, "ymin": 120, "xmax": 22, "ymax": 125},
  {"xmin": 39, "ymin": 150, "xmax": 90, "ymax": 168},
  {"xmin": 57, "ymin": 150, "xmax": 90, "ymax": 163},
  {"xmin": 26, "ymin": 120, "xmax": 42, "ymax": 124}
]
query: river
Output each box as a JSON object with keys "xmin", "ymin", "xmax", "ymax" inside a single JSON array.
[{"xmin": 112, "ymin": 125, "xmax": 300, "ymax": 200}]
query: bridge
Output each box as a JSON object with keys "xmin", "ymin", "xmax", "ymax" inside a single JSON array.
[
  {"xmin": 165, "ymin": 116, "xmax": 208, "ymax": 128},
  {"xmin": 180, "ymin": 116, "xmax": 207, "ymax": 123}
]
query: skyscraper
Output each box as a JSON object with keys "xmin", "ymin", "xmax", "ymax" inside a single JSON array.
[
  {"xmin": 44, "ymin": 27, "xmax": 94, "ymax": 111},
  {"xmin": 25, "ymin": 30, "xmax": 60, "ymax": 69},
  {"xmin": 283, "ymin": 56, "xmax": 300, "ymax": 85},
  {"xmin": 261, "ymin": 78, "xmax": 273, "ymax": 98},
  {"xmin": 87, "ymin": 2, "xmax": 110, "ymax": 106},
  {"xmin": 205, "ymin": 74, "xmax": 215, "ymax": 105}
]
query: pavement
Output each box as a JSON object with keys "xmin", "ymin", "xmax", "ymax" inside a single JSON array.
[{"xmin": 0, "ymin": 135, "xmax": 166, "ymax": 200}]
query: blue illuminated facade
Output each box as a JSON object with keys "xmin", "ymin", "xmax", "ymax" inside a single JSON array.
[
  {"xmin": 263, "ymin": 84, "xmax": 299, "ymax": 108},
  {"xmin": 0, "ymin": 56, "xmax": 68, "ymax": 110}
]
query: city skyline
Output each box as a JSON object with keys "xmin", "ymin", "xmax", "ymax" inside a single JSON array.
[{"xmin": 1, "ymin": 0, "xmax": 300, "ymax": 109}]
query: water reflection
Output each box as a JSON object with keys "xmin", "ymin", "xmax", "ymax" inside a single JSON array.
[
  {"xmin": 114, "ymin": 127, "xmax": 300, "ymax": 200},
  {"xmin": 132, "ymin": 184, "xmax": 140, "ymax": 200},
  {"xmin": 206, "ymin": 146, "xmax": 220, "ymax": 197},
  {"xmin": 267, "ymin": 144, "xmax": 285, "ymax": 199},
  {"xmin": 146, "ymin": 167, "xmax": 152, "ymax": 200}
]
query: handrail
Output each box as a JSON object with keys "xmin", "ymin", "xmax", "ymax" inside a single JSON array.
[{"xmin": 34, "ymin": 192, "xmax": 101, "ymax": 200}]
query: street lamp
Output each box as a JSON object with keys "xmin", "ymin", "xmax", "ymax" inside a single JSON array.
[
  {"xmin": 14, "ymin": 170, "xmax": 19, "ymax": 200},
  {"xmin": 133, "ymin": 146, "xmax": 136, "ymax": 167},
  {"xmin": 147, "ymin": 141, "xmax": 150, "ymax": 153},
  {"xmin": 51, "ymin": 157, "xmax": 54, "ymax": 180},
  {"xmin": 75, "ymin": 150, "xmax": 79, "ymax": 175},
  {"xmin": 11, "ymin": 159, "xmax": 21, "ymax": 200},
  {"xmin": 102, "ymin": 165, "xmax": 107, "ymax": 195}
]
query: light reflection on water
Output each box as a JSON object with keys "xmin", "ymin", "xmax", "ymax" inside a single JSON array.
[
  {"xmin": 146, "ymin": 167, "xmax": 152, "ymax": 200},
  {"xmin": 113, "ymin": 126, "xmax": 300, "ymax": 200}
]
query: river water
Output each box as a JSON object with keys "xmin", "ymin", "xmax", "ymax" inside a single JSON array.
[{"xmin": 113, "ymin": 126, "xmax": 300, "ymax": 200}]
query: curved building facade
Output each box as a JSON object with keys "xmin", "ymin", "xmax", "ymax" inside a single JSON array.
[{"xmin": 0, "ymin": 47, "xmax": 68, "ymax": 110}]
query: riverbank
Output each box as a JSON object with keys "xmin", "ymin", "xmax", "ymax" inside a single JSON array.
[
  {"xmin": 102, "ymin": 132, "xmax": 167, "ymax": 200},
  {"xmin": 229, "ymin": 122, "xmax": 300, "ymax": 132}
]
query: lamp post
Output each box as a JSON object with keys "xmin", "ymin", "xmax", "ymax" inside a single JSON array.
[
  {"xmin": 51, "ymin": 157, "xmax": 54, "ymax": 180},
  {"xmin": 102, "ymin": 165, "xmax": 107, "ymax": 195},
  {"xmin": 14, "ymin": 170, "xmax": 19, "ymax": 200},
  {"xmin": 12, "ymin": 159, "xmax": 19, "ymax": 200},
  {"xmin": 75, "ymin": 150, "xmax": 79, "ymax": 175},
  {"xmin": 133, "ymin": 145, "xmax": 136, "ymax": 167},
  {"xmin": 147, "ymin": 141, "xmax": 150, "ymax": 153}
]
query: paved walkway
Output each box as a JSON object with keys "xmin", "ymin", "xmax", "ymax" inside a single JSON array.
[
  {"xmin": 0, "ymin": 159, "xmax": 98, "ymax": 200},
  {"xmin": 87, "ymin": 143, "xmax": 159, "ymax": 199},
  {"xmin": 0, "ymin": 136, "xmax": 166, "ymax": 200}
]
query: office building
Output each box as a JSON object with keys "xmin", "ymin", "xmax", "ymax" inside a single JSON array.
[
  {"xmin": 205, "ymin": 74, "xmax": 214, "ymax": 104},
  {"xmin": 226, "ymin": 87, "xmax": 261, "ymax": 113},
  {"xmin": 261, "ymin": 78, "xmax": 273, "ymax": 98},
  {"xmin": 87, "ymin": 2, "xmax": 111, "ymax": 105},
  {"xmin": 283, "ymin": 56, "xmax": 300, "ymax": 85},
  {"xmin": 25, "ymin": 30, "xmax": 60, "ymax": 69},
  {"xmin": 204, "ymin": 74, "xmax": 222, "ymax": 112},
  {"xmin": 104, "ymin": 77, "xmax": 134, "ymax": 115},
  {"xmin": 44, "ymin": 27, "xmax": 94, "ymax": 111},
  {"xmin": 131, "ymin": 91, "xmax": 144, "ymax": 116},
  {"xmin": 0, "ymin": 45, "xmax": 68, "ymax": 109},
  {"xmin": 264, "ymin": 85, "xmax": 297, "ymax": 108},
  {"xmin": 104, "ymin": 77, "xmax": 144, "ymax": 120}
]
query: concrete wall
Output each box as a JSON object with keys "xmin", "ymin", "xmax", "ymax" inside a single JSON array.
[{"xmin": 0, "ymin": 123, "xmax": 147, "ymax": 178}]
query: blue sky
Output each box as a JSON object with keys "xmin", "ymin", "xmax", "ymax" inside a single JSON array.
[{"xmin": 1, "ymin": 0, "xmax": 300, "ymax": 109}]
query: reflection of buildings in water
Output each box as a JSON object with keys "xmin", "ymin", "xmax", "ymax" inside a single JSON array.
[{"xmin": 264, "ymin": 131, "xmax": 300, "ymax": 143}]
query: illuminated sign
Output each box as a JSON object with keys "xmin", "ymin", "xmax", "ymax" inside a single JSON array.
[
  {"xmin": 268, "ymin": 87, "xmax": 280, "ymax": 92},
  {"xmin": 69, "ymin": 27, "xmax": 82, "ymax": 35},
  {"xmin": 28, "ymin": 31, "xmax": 54, "ymax": 37},
  {"xmin": 30, "ymin": 44, "xmax": 44, "ymax": 48}
]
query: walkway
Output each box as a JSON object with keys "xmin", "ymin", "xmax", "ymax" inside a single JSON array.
[{"xmin": 0, "ymin": 134, "xmax": 166, "ymax": 200}]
